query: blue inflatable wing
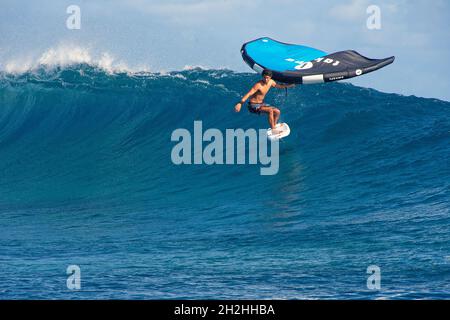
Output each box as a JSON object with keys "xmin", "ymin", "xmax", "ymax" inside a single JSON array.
[{"xmin": 241, "ymin": 37, "xmax": 395, "ymax": 84}]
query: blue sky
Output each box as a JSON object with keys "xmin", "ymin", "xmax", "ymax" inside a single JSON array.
[{"xmin": 1, "ymin": 0, "xmax": 449, "ymax": 101}]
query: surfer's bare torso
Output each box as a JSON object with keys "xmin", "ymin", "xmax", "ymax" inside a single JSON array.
[{"xmin": 249, "ymin": 79, "xmax": 275, "ymax": 104}]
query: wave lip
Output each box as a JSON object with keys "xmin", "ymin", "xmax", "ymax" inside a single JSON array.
[
  {"xmin": 1, "ymin": 44, "xmax": 238, "ymax": 76},
  {"xmin": 2, "ymin": 44, "xmax": 141, "ymax": 75}
]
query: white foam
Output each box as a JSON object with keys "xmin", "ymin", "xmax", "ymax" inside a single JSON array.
[
  {"xmin": 38, "ymin": 45, "xmax": 92, "ymax": 66},
  {"xmin": 171, "ymin": 73, "xmax": 187, "ymax": 80},
  {"xmin": 182, "ymin": 64, "xmax": 229, "ymax": 72},
  {"xmin": 5, "ymin": 58, "xmax": 34, "ymax": 74},
  {"xmin": 2, "ymin": 44, "xmax": 143, "ymax": 74},
  {"xmin": 0, "ymin": 44, "xmax": 235, "ymax": 77},
  {"xmin": 194, "ymin": 79, "xmax": 210, "ymax": 85},
  {"xmin": 182, "ymin": 64, "xmax": 209, "ymax": 71}
]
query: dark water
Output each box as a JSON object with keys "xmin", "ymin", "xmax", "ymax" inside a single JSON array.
[{"xmin": 0, "ymin": 66, "xmax": 449, "ymax": 299}]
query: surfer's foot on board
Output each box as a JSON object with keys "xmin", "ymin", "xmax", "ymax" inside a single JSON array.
[
  {"xmin": 272, "ymin": 128, "xmax": 281, "ymax": 134},
  {"xmin": 272, "ymin": 123, "xmax": 282, "ymax": 133}
]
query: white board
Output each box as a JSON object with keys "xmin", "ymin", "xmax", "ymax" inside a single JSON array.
[{"xmin": 267, "ymin": 123, "xmax": 290, "ymax": 141}]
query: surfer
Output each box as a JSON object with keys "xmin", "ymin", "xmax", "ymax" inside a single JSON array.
[{"xmin": 234, "ymin": 70, "xmax": 295, "ymax": 132}]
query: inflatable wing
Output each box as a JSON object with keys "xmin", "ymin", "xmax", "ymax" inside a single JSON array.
[{"xmin": 241, "ymin": 37, "xmax": 395, "ymax": 84}]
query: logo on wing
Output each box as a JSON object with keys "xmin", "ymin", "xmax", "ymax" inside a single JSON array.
[{"xmin": 285, "ymin": 57, "xmax": 341, "ymax": 71}]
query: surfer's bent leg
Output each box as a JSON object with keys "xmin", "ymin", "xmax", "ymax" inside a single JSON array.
[
  {"xmin": 259, "ymin": 106, "xmax": 278, "ymax": 129},
  {"xmin": 273, "ymin": 107, "xmax": 280, "ymax": 125}
]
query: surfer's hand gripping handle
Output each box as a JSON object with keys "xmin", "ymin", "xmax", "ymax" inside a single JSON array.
[{"xmin": 275, "ymin": 83, "xmax": 296, "ymax": 89}]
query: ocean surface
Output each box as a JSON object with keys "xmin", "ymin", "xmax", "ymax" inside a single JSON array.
[{"xmin": 0, "ymin": 66, "xmax": 449, "ymax": 299}]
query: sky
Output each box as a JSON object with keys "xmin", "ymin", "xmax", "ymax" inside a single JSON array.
[{"xmin": 1, "ymin": 0, "xmax": 449, "ymax": 101}]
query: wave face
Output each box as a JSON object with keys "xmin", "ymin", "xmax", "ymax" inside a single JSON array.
[{"xmin": 1, "ymin": 66, "xmax": 449, "ymax": 299}]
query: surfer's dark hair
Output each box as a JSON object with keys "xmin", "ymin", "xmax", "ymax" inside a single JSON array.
[{"xmin": 262, "ymin": 70, "xmax": 273, "ymax": 77}]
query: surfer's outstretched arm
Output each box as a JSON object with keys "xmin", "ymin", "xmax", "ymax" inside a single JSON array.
[
  {"xmin": 273, "ymin": 81, "xmax": 295, "ymax": 89},
  {"xmin": 234, "ymin": 84, "xmax": 259, "ymax": 112}
]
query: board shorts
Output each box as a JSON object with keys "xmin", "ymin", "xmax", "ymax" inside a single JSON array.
[{"xmin": 248, "ymin": 102, "xmax": 271, "ymax": 115}]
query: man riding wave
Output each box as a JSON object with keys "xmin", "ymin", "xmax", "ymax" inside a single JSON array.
[{"xmin": 234, "ymin": 70, "xmax": 295, "ymax": 133}]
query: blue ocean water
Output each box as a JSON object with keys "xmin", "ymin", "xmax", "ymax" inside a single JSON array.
[{"xmin": 0, "ymin": 66, "xmax": 449, "ymax": 299}]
